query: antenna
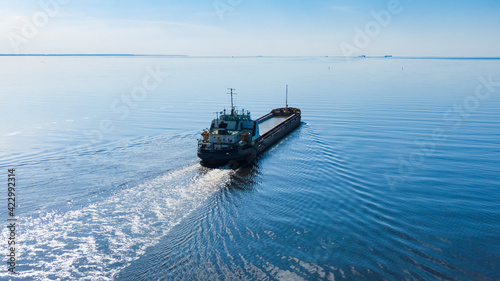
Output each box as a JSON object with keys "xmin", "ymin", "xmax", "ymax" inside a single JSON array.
[
  {"xmin": 227, "ymin": 88, "xmax": 237, "ymax": 108},
  {"xmin": 286, "ymin": 85, "xmax": 288, "ymax": 110},
  {"xmin": 227, "ymin": 88, "xmax": 237, "ymax": 116}
]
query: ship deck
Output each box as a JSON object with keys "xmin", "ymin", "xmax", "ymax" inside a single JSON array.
[{"xmin": 258, "ymin": 116, "xmax": 287, "ymax": 135}]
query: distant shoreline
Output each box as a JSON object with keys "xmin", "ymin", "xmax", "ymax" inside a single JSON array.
[
  {"xmin": 0, "ymin": 54, "xmax": 499, "ymax": 60},
  {"xmin": 0, "ymin": 54, "xmax": 187, "ymax": 57}
]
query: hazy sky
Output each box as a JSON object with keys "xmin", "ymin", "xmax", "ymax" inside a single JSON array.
[{"xmin": 1, "ymin": 0, "xmax": 499, "ymax": 56}]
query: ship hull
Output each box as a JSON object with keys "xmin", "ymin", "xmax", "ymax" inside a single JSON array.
[
  {"xmin": 198, "ymin": 108, "xmax": 301, "ymax": 167},
  {"xmin": 197, "ymin": 145, "xmax": 257, "ymax": 166}
]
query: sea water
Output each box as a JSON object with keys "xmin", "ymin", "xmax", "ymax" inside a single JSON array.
[{"xmin": 0, "ymin": 56, "xmax": 499, "ymax": 280}]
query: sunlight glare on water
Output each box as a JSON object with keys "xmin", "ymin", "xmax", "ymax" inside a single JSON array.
[{"xmin": 0, "ymin": 56, "xmax": 499, "ymax": 280}]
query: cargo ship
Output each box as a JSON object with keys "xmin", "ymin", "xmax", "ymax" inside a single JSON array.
[{"xmin": 197, "ymin": 87, "xmax": 301, "ymax": 167}]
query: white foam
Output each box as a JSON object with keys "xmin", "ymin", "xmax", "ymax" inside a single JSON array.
[{"xmin": 0, "ymin": 164, "xmax": 233, "ymax": 280}]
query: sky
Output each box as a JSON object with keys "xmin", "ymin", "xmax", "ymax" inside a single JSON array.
[{"xmin": 0, "ymin": 0, "xmax": 499, "ymax": 56}]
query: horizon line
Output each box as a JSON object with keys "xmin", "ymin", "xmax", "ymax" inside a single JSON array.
[{"xmin": 1, "ymin": 54, "xmax": 500, "ymax": 59}]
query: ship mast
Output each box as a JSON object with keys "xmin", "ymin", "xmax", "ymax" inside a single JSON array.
[
  {"xmin": 227, "ymin": 88, "xmax": 237, "ymax": 116},
  {"xmin": 286, "ymin": 85, "xmax": 288, "ymax": 111}
]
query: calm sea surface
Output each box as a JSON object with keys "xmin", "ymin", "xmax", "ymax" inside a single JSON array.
[{"xmin": 0, "ymin": 56, "xmax": 499, "ymax": 280}]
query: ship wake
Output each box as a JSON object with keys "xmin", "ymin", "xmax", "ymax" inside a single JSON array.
[{"xmin": 0, "ymin": 164, "xmax": 233, "ymax": 280}]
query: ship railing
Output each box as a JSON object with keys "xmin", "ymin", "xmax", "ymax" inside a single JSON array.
[{"xmin": 198, "ymin": 141, "xmax": 238, "ymax": 150}]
